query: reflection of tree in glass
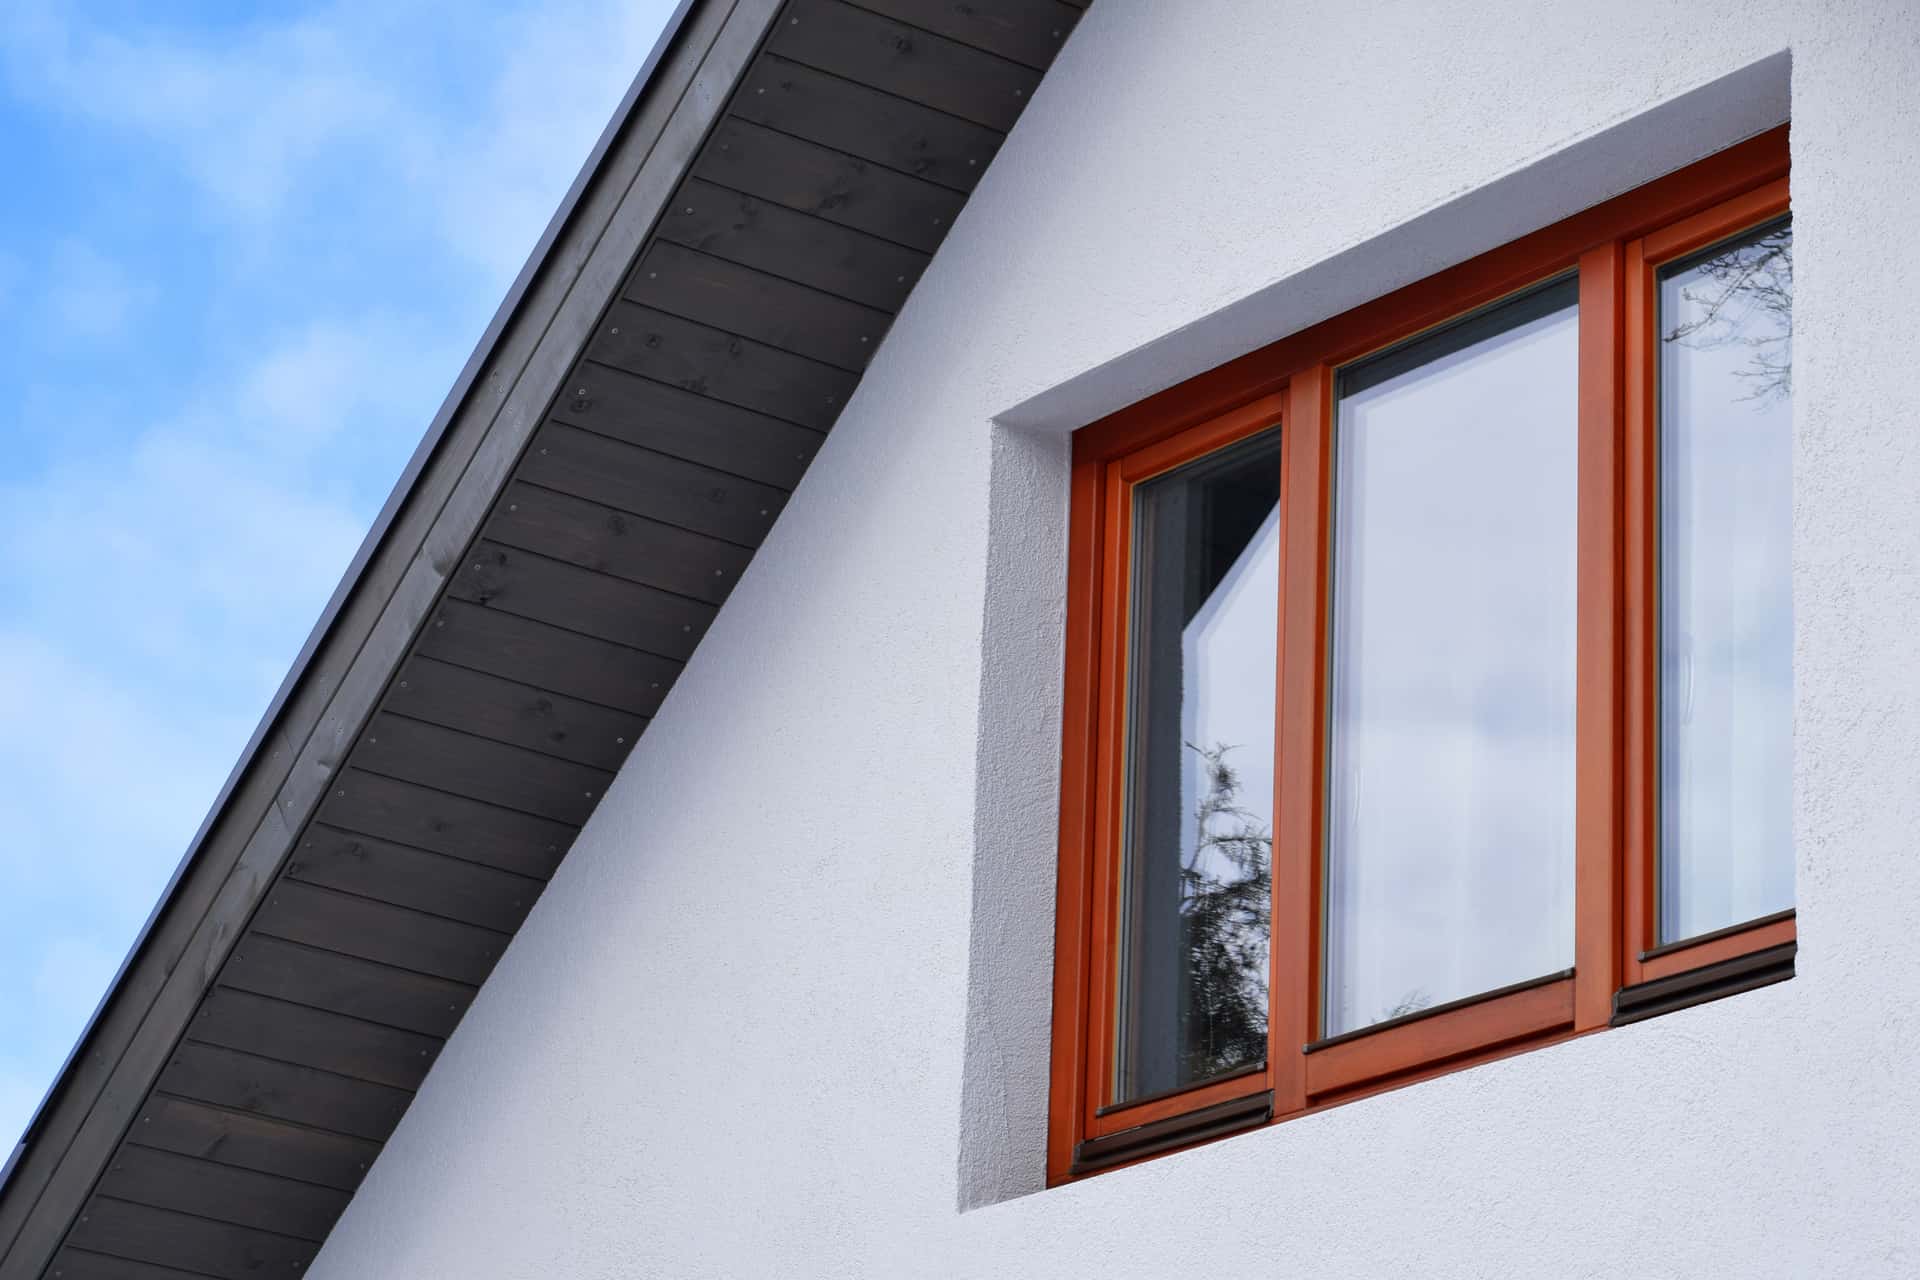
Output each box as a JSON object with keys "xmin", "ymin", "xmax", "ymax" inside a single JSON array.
[
  {"xmin": 1180, "ymin": 742, "xmax": 1271, "ymax": 1080},
  {"xmin": 1378, "ymin": 989, "xmax": 1431, "ymax": 1023},
  {"xmin": 1664, "ymin": 225, "xmax": 1792, "ymax": 403}
]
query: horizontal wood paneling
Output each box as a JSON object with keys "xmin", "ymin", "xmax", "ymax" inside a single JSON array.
[
  {"xmin": 190, "ymin": 990, "xmax": 440, "ymax": 1092},
  {"xmin": 555, "ymin": 361, "xmax": 824, "ymax": 489},
  {"xmin": 418, "ymin": 600, "xmax": 678, "ymax": 717},
  {"xmin": 489, "ymin": 483, "xmax": 751, "ymax": 607},
  {"xmin": 220, "ymin": 933, "xmax": 477, "ymax": 1037},
  {"xmin": 590, "ymin": 301, "xmax": 856, "ymax": 429},
  {"xmin": 452, "ymin": 542, "xmax": 718, "ymax": 660},
  {"xmin": 48, "ymin": 1246, "xmax": 213, "ymax": 1279},
  {"xmin": 250, "ymin": 882, "xmax": 504, "ymax": 986},
  {"xmin": 97, "ymin": 1147, "xmax": 349, "ymax": 1242},
  {"xmin": 659, "ymin": 177, "xmax": 929, "ymax": 309},
  {"xmin": 380, "ymin": 653, "xmax": 641, "ymax": 771},
  {"xmin": 628, "ymin": 240, "xmax": 890, "ymax": 372},
  {"xmin": 732, "ymin": 55, "xmax": 1001, "ymax": 194},
  {"xmin": 695, "ymin": 117, "xmax": 964, "ymax": 252},
  {"xmin": 128, "ymin": 1096, "xmax": 377, "ymax": 1193},
  {"xmin": 354, "ymin": 713, "xmax": 612, "ymax": 826},
  {"xmin": 157, "ymin": 1045, "xmax": 410, "ymax": 1144},
  {"xmin": 66, "ymin": 1199, "xmax": 318, "ymax": 1280},
  {"xmin": 316, "ymin": 769, "xmax": 574, "ymax": 879},
  {"xmin": 521, "ymin": 422, "xmax": 794, "ymax": 547},
  {"xmin": 849, "ymin": 0, "xmax": 1080, "ymax": 70},
  {"xmin": 289, "ymin": 821, "xmax": 532, "ymax": 939},
  {"xmin": 770, "ymin": 0, "xmax": 1038, "ymax": 131}
]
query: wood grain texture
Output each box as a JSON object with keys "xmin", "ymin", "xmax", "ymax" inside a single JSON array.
[
  {"xmin": 249, "ymin": 881, "xmax": 505, "ymax": 986},
  {"xmin": 66, "ymin": 1199, "xmax": 318, "ymax": 1280},
  {"xmin": 552, "ymin": 359, "xmax": 824, "ymax": 488},
  {"xmin": 848, "ymin": 0, "xmax": 1081, "ymax": 70},
  {"xmin": 189, "ymin": 989, "xmax": 441, "ymax": 1092},
  {"xmin": 316, "ymin": 769, "xmax": 574, "ymax": 879},
  {"xmin": 417, "ymin": 600, "xmax": 679, "ymax": 718},
  {"xmin": 659, "ymin": 178, "xmax": 930, "ymax": 310},
  {"xmin": 628, "ymin": 240, "xmax": 891, "ymax": 372},
  {"xmin": 732, "ymin": 55, "xmax": 1001, "ymax": 193},
  {"xmin": 47, "ymin": 1246, "xmax": 216, "ymax": 1279},
  {"xmin": 291, "ymin": 821, "xmax": 549, "ymax": 932},
  {"xmin": 695, "ymin": 117, "xmax": 964, "ymax": 253},
  {"xmin": 590, "ymin": 301, "xmax": 855, "ymax": 430},
  {"xmin": 518, "ymin": 422, "xmax": 794, "ymax": 547},
  {"xmin": 489, "ymin": 482, "xmax": 752, "ymax": 606},
  {"xmin": 354, "ymin": 713, "xmax": 613, "ymax": 826},
  {"xmin": 380, "ymin": 652, "xmax": 643, "ymax": 771},
  {"xmin": 770, "ymin": 0, "xmax": 1038, "ymax": 131},
  {"xmin": 96, "ymin": 1146, "xmax": 349, "ymax": 1242},
  {"xmin": 156, "ymin": 1044, "xmax": 410, "ymax": 1143},
  {"xmin": 219, "ymin": 933, "xmax": 478, "ymax": 1036},
  {"xmin": 452, "ymin": 541, "xmax": 719, "ymax": 660},
  {"xmin": 127, "ymin": 1095, "xmax": 379, "ymax": 1193}
]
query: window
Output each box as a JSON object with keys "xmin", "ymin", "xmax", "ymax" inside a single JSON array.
[{"xmin": 1049, "ymin": 128, "xmax": 1793, "ymax": 1182}]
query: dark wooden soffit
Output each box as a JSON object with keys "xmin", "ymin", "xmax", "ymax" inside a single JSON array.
[{"xmin": 0, "ymin": 1, "xmax": 1089, "ymax": 1276}]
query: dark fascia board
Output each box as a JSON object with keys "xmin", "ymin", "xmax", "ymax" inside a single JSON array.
[{"xmin": 0, "ymin": 0, "xmax": 756, "ymax": 1237}]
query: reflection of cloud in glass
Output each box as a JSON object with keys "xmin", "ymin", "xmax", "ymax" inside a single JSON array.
[
  {"xmin": 1659, "ymin": 221, "xmax": 1793, "ymax": 940},
  {"xmin": 1114, "ymin": 434, "xmax": 1279, "ymax": 1102},
  {"xmin": 1182, "ymin": 506, "xmax": 1279, "ymax": 872},
  {"xmin": 1326, "ymin": 282, "xmax": 1580, "ymax": 1037}
]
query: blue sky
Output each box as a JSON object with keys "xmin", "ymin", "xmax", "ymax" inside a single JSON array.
[{"xmin": 0, "ymin": 0, "xmax": 676, "ymax": 1151}]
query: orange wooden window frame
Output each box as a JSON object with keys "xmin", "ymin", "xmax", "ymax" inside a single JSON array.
[{"xmin": 1048, "ymin": 127, "xmax": 1792, "ymax": 1186}]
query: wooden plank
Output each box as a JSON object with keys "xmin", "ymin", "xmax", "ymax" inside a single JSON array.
[
  {"xmin": 628, "ymin": 240, "xmax": 891, "ymax": 372},
  {"xmin": 846, "ymin": 0, "xmax": 1080, "ymax": 70},
  {"xmin": 250, "ymin": 881, "xmax": 505, "ymax": 987},
  {"xmin": 96, "ymin": 1146, "xmax": 348, "ymax": 1243},
  {"xmin": 127, "ymin": 1096, "xmax": 377, "ymax": 1193},
  {"xmin": 733, "ymin": 54, "xmax": 1001, "ymax": 193},
  {"xmin": 355, "ymin": 713, "xmax": 613, "ymax": 826},
  {"xmin": 695, "ymin": 117, "xmax": 964, "ymax": 253},
  {"xmin": 770, "ymin": 0, "xmax": 1039, "ymax": 131},
  {"xmin": 190, "ymin": 990, "xmax": 440, "ymax": 1092},
  {"xmin": 488, "ymin": 482, "xmax": 752, "ymax": 608},
  {"xmin": 220, "ymin": 932, "xmax": 478, "ymax": 1037},
  {"xmin": 451, "ymin": 541, "xmax": 719, "ymax": 660},
  {"xmin": 381, "ymin": 652, "xmax": 641, "ymax": 771},
  {"xmin": 47, "ymin": 1247, "xmax": 213, "ymax": 1279},
  {"xmin": 66, "ymin": 1198, "xmax": 317, "ymax": 1280},
  {"xmin": 418, "ymin": 599, "xmax": 678, "ymax": 718},
  {"xmin": 521, "ymin": 422, "xmax": 794, "ymax": 547},
  {"xmin": 589, "ymin": 300, "xmax": 856, "ymax": 430},
  {"xmin": 556, "ymin": 360, "xmax": 824, "ymax": 489},
  {"xmin": 317, "ymin": 769, "xmax": 574, "ymax": 879},
  {"xmin": 157, "ymin": 1044, "xmax": 408, "ymax": 1144},
  {"xmin": 658, "ymin": 177, "xmax": 930, "ymax": 309}
]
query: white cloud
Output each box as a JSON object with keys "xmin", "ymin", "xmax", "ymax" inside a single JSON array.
[
  {"xmin": 0, "ymin": 0, "xmax": 672, "ymax": 281},
  {"xmin": 43, "ymin": 239, "xmax": 154, "ymax": 342}
]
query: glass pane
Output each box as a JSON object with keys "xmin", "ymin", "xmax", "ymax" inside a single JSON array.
[
  {"xmin": 1659, "ymin": 219, "xmax": 1794, "ymax": 942},
  {"xmin": 1325, "ymin": 280, "xmax": 1579, "ymax": 1040},
  {"xmin": 1113, "ymin": 431, "xmax": 1280, "ymax": 1105}
]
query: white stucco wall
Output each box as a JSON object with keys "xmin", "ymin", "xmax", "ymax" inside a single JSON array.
[{"xmin": 311, "ymin": 1, "xmax": 1920, "ymax": 1276}]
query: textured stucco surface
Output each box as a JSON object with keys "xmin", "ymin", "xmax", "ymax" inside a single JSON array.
[{"xmin": 311, "ymin": 1, "xmax": 1920, "ymax": 1276}]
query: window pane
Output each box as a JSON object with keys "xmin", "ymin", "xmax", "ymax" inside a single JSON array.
[
  {"xmin": 1325, "ymin": 280, "xmax": 1579, "ymax": 1040},
  {"xmin": 1113, "ymin": 431, "xmax": 1279, "ymax": 1105},
  {"xmin": 1659, "ymin": 220, "xmax": 1794, "ymax": 942}
]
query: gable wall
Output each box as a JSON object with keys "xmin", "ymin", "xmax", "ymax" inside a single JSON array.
[{"xmin": 310, "ymin": 0, "xmax": 1920, "ymax": 1275}]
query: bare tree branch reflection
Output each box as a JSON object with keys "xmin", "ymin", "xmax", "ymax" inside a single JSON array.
[
  {"xmin": 1179, "ymin": 741, "xmax": 1271, "ymax": 1079},
  {"xmin": 1664, "ymin": 224, "xmax": 1792, "ymax": 403}
]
